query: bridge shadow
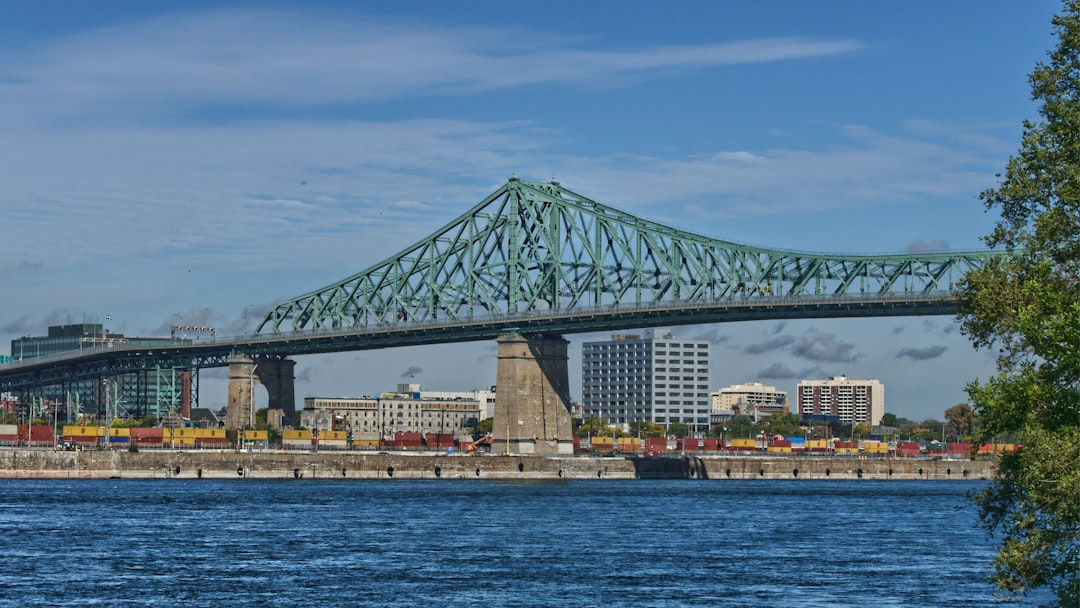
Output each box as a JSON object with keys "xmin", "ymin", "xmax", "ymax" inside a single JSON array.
[{"xmin": 629, "ymin": 456, "xmax": 709, "ymax": 480}]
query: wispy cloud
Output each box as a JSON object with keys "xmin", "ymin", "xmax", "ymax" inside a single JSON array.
[
  {"xmin": 897, "ymin": 345, "xmax": 947, "ymax": 361},
  {"xmin": 757, "ymin": 362, "xmax": 799, "ymax": 379},
  {"xmin": 0, "ymin": 9, "xmax": 861, "ymax": 125},
  {"xmin": 791, "ymin": 331, "xmax": 858, "ymax": 363},
  {"xmin": 743, "ymin": 334, "xmax": 796, "ymax": 355}
]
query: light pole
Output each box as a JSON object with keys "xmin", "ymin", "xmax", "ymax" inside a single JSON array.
[{"xmin": 248, "ymin": 361, "xmax": 258, "ymax": 438}]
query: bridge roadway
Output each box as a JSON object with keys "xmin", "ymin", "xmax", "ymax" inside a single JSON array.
[{"xmin": 0, "ymin": 292, "xmax": 956, "ymax": 392}]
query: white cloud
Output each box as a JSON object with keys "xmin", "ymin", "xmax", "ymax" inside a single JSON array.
[{"xmin": 0, "ymin": 9, "xmax": 860, "ymax": 126}]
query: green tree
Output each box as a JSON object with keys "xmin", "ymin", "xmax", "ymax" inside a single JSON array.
[
  {"xmin": 666, "ymin": 422, "xmax": 691, "ymax": 438},
  {"xmin": 957, "ymin": 3, "xmax": 1080, "ymax": 603},
  {"xmin": 577, "ymin": 416, "xmax": 615, "ymax": 438},
  {"xmin": 476, "ymin": 417, "xmax": 493, "ymax": 437},
  {"xmin": 944, "ymin": 403, "xmax": 975, "ymax": 442},
  {"xmin": 762, "ymin": 412, "xmax": 801, "ymax": 438},
  {"xmin": 628, "ymin": 420, "xmax": 665, "ymax": 438},
  {"xmin": 713, "ymin": 415, "xmax": 756, "ymax": 441}
]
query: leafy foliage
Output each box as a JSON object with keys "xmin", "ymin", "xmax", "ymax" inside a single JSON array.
[{"xmin": 957, "ymin": 3, "xmax": 1080, "ymax": 603}]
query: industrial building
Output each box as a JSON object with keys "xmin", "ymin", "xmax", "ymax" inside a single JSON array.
[
  {"xmin": 581, "ymin": 330, "xmax": 711, "ymax": 433},
  {"xmin": 797, "ymin": 375, "xmax": 884, "ymax": 425},
  {"xmin": 8, "ymin": 323, "xmax": 191, "ymax": 422},
  {"xmin": 300, "ymin": 384, "xmax": 481, "ymax": 444},
  {"xmin": 710, "ymin": 382, "xmax": 790, "ymax": 421}
]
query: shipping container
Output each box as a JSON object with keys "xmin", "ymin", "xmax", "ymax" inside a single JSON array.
[
  {"xmin": 678, "ymin": 438, "xmax": 699, "ymax": 451},
  {"xmin": 19, "ymin": 425, "xmax": 55, "ymax": 441},
  {"xmin": 702, "ymin": 438, "xmax": 719, "ymax": 451},
  {"xmin": 63, "ymin": 425, "xmax": 105, "ymax": 437},
  {"xmin": 730, "ymin": 438, "xmax": 756, "ymax": 448},
  {"xmin": 193, "ymin": 428, "xmax": 226, "ymax": 439},
  {"xmin": 240, "ymin": 430, "xmax": 269, "ymax": 442},
  {"xmin": 0, "ymin": 424, "xmax": 17, "ymax": 435},
  {"xmin": 283, "ymin": 429, "xmax": 312, "ymax": 440},
  {"xmin": 130, "ymin": 428, "xmax": 164, "ymax": 439}
]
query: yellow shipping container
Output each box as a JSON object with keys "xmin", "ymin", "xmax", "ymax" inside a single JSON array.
[
  {"xmin": 109, "ymin": 427, "xmax": 131, "ymax": 437},
  {"xmin": 319, "ymin": 430, "xmax": 347, "ymax": 441},
  {"xmin": 283, "ymin": 429, "xmax": 312, "ymax": 440},
  {"xmin": 731, "ymin": 438, "xmax": 756, "ymax": 448},
  {"xmin": 162, "ymin": 428, "xmax": 200, "ymax": 439},
  {"xmin": 193, "ymin": 428, "xmax": 226, "ymax": 439},
  {"xmin": 767, "ymin": 446, "xmax": 792, "ymax": 453},
  {"xmin": 805, "ymin": 439, "xmax": 828, "ymax": 450},
  {"xmin": 353, "ymin": 439, "xmax": 379, "ymax": 447},
  {"xmin": 241, "ymin": 430, "xmax": 268, "ymax": 441},
  {"xmin": 63, "ymin": 425, "xmax": 105, "ymax": 437},
  {"xmin": 591, "ymin": 436, "xmax": 614, "ymax": 445},
  {"xmin": 168, "ymin": 437, "xmax": 197, "ymax": 446}
]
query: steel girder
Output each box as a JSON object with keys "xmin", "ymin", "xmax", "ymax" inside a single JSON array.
[{"xmin": 257, "ymin": 177, "xmax": 996, "ymax": 333}]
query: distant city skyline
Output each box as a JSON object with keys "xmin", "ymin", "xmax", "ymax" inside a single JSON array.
[{"xmin": 0, "ymin": 1, "xmax": 1060, "ymax": 421}]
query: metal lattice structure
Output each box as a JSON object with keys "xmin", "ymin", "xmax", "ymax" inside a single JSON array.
[{"xmin": 258, "ymin": 176, "xmax": 995, "ymax": 334}]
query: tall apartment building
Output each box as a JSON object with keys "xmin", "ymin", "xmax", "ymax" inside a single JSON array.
[
  {"xmin": 581, "ymin": 330, "xmax": 711, "ymax": 433},
  {"xmin": 797, "ymin": 375, "xmax": 884, "ymax": 425},
  {"xmin": 711, "ymin": 382, "xmax": 789, "ymax": 421}
]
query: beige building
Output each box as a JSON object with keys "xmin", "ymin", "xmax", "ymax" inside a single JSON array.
[
  {"xmin": 797, "ymin": 375, "xmax": 884, "ymax": 425},
  {"xmin": 710, "ymin": 382, "xmax": 789, "ymax": 421},
  {"xmin": 300, "ymin": 384, "xmax": 481, "ymax": 443}
]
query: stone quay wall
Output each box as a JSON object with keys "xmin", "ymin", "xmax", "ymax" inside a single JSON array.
[{"xmin": 0, "ymin": 449, "xmax": 995, "ymax": 481}]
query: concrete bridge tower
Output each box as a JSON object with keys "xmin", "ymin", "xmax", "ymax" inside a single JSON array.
[
  {"xmin": 226, "ymin": 356, "xmax": 296, "ymax": 430},
  {"xmin": 491, "ymin": 332, "xmax": 574, "ymax": 456}
]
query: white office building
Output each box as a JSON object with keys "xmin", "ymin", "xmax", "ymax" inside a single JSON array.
[
  {"xmin": 711, "ymin": 382, "xmax": 789, "ymax": 421},
  {"xmin": 797, "ymin": 375, "xmax": 884, "ymax": 425},
  {"xmin": 581, "ymin": 330, "xmax": 711, "ymax": 433}
]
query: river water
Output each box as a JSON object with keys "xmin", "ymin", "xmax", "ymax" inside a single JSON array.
[{"xmin": 0, "ymin": 479, "xmax": 1046, "ymax": 607}]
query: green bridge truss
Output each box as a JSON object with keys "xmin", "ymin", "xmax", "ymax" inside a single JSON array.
[{"xmin": 257, "ymin": 176, "xmax": 995, "ymax": 334}]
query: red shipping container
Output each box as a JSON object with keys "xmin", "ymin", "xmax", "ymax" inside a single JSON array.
[
  {"xmin": 18, "ymin": 425, "xmax": 54, "ymax": 441},
  {"xmin": 131, "ymin": 428, "xmax": 164, "ymax": 440},
  {"xmin": 679, "ymin": 438, "xmax": 700, "ymax": 451},
  {"xmin": 702, "ymin": 439, "xmax": 719, "ymax": 451}
]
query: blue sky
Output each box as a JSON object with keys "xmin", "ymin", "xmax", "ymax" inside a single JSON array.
[{"xmin": 0, "ymin": 1, "xmax": 1061, "ymax": 422}]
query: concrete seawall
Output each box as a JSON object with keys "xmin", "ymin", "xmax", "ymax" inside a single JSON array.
[{"xmin": 0, "ymin": 449, "xmax": 995, "ymax": 481}]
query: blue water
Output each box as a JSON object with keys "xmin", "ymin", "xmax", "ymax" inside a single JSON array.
[{"xmin": 0, "ymin": 479, "xmax": 1039, "ymax": 607}]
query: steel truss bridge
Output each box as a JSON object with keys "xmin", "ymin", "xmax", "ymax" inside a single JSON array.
[{"xmin": 0, "ymin": 176, "xmax": 994, "ymax": 418}]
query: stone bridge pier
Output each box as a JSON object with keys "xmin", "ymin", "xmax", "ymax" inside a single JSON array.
[
  {"xmin": 491, "ymin": 332, "xmax": 574, "ymax": 456},
  {"xmin": 226, "ymin": 356, "xmax": 296, "ymax": 430}
]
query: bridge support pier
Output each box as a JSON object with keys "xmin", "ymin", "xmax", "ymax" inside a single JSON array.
[
  {"xmin": 226, "ymin": 357, "xmax": 296, "ymax": 431},
  {"xmin": 491, "ymin": 332, "xmax": 574, "ymax": 456}
]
